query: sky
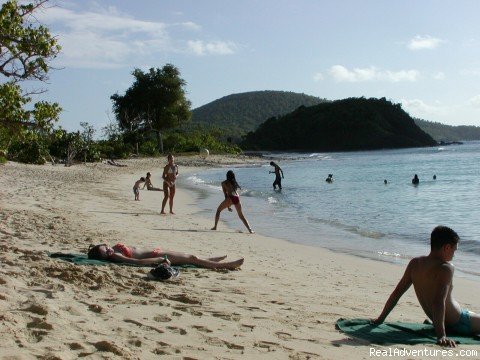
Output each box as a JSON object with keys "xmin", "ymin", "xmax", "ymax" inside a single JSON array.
[{"xmin": 9, "ymin": 0, "xmax": 480, "ymax": 133}]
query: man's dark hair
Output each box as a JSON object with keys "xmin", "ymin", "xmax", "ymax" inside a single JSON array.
[{"xmin": 430, "ymin": 226, "xmax": 459, "ymax": 250}]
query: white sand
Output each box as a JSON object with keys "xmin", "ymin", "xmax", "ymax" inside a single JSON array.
[{"xmin": 0, "ymin": 157, "xmax": 478, "ymax": 359}]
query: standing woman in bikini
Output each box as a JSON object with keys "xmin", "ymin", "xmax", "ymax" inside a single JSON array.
[
  {"xmin": 211, "ymin": 170, "xmax": 254, "ymax": 233},
  {"xmin": 161, "ymin": 154, "xmax": 178, "ymax": 214}
]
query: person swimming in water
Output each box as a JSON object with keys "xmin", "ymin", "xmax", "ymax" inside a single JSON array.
[
  {"xmin": 412, "ymin": 174, "xmax": 419, "ymax": 185},
  {"xmin": 87, "ymin": 243, "xmax": 244, "ymax": 270},
  {"xmin": 161, "ymin": 154, "xmax": 179, "ymax": 214},
  {"xmin": 211, "ymin": 170, "xmax": 254, "ymax": 234}
]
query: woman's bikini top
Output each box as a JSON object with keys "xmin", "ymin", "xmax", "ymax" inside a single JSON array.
[
  {"xmin": 112, "ymin": 243, "xmax": 133, "ymax": 258},
  {"xmin": 167, "ymin": 165, "xmax": 177, "ymax": 175}
]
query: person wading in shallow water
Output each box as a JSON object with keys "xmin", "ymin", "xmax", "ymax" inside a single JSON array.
[{"xmin": 269, "ymin": 161, "xmax": 284, "ymax": 190}]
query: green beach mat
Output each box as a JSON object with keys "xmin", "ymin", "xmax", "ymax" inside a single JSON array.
[
  {"xmin": 49, "ymin": 253, "xmax": 147, "ymax": 266},
  {"xmin": 336, "ymin": 318, "xmax": 480, "ymax": 345},
  {"xmin": 49, "ymin": 253, "xmax": 196, "ymax": 269}
]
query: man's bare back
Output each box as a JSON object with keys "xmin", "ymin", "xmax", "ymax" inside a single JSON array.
[{"xmin": 410, "ymin": 256, "xmax": 462, "ymax": 326}]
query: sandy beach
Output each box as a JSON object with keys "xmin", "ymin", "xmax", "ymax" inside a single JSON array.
[{"xmin": 0, "ymin": 156, "xmax": 479, "ymax": 360}]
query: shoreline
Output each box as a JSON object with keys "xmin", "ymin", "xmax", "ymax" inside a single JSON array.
[
  {"xmin": 181, "ymin": 164, "xmax": 480, "ymax": 283},
  {"xmin": 1, "ymin": 157, "xmax": 479, "ymax": 359}
]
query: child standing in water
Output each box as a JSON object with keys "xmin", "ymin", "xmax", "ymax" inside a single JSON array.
[
  {"xmin": 133, "ymin": 177, "xmax": 146, "ymax": 201},
  {"xmin": 211, "ymin": 170, "xmax": 254, "ymax": 233}
]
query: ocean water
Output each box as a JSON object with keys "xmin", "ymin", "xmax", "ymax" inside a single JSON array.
[{"xmin": 183, "ymin": 141, "xmax": 480, "ymax": 280}]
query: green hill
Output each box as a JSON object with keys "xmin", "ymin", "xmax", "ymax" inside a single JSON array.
[
  {"xmin": 241, "ymin": 97, "xmax": 437, "ymax": 151},
  {"xmin": 414, "ymin": 118, "xmax": 480, "ymax": 142},
  {"xmin": 191, "ymin": 90, "xmax": 327, "ymax": 137}
]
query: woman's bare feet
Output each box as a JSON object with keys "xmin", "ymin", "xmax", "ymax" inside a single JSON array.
[
  {"xmin": 211, "ymin": 226, "xmax": 217, "ymax": 230},
  {"xmin": 222, "ymin": 258, "xmax": 244, "ymax": 269}
]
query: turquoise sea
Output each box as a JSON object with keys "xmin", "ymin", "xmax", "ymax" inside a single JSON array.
[{"xmin": 183, "ymin": 141, "xmax": 480, "ymax": 280}]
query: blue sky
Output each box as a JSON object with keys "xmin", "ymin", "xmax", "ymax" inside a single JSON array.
[{"xmin": 16, "ymin": 0, "xmax": 480, "ymax": 132}]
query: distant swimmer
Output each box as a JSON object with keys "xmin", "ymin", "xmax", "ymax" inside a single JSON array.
[
  {"xmin": 412, "ymin": 174, "xmax": 419, "ymax": 185},
  {"xmin": 269, "ymin": 161, "xmax": 284, "ymax": 190},
  {"xmin": 384, "ymin": 179, "xmax": 388, "ymax": 185},
  {"xmin": 326, "ymin": 174, "xmax": 333, "ymax": 183},
  {"xmin": 433, "ymin": 175, "xmax": 437, "ymax": 180}
]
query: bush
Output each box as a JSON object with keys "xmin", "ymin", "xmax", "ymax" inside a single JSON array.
[
  {"xmin": 8, "ymin": 139, "xmax": 48, "ymax": 164},
  {"xmin": 139, "ymin": 140, "xmax": 159, "ymax": 156}
]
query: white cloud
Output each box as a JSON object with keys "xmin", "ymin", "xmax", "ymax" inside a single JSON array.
[
  {"xmin": 400, "ymin": 99, "xmax": 448, "ymax": 117},
  {"xmin": 36, "ymin": 4, "xmax": 235, "ymax": 69},
  {"xmin": 313, "ymin": 73, "xmax": 324, "ymax": 82},
  {"xmin": 433, "ymin": 72, "xmax": 445, "ymax": 80},
  {"xmin": 460, "ymin": 69, "xmax": 480, "ymax": 77},
  {"xmin": 187, "ymin": 40, "xmax": 237, "ymax": 56},
  {"xmin": 469, "ymin": 95, "xmax": 480, "ymax": 108},
  {"xmin": 329, "ymin": 65, "xmax": 419, "ymax": 82},
  {"xmin": 407, "ymin": 35, "xmax": 443, "ymax": 50}
]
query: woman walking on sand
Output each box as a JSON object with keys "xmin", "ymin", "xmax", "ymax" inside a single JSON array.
[
  {"xmin": 161, "ymin": 154, "xmax": 179, "ymax": 214},
  {"xmin": 211, "ymin": 170, "xmax": 254, "ymax": 233}
]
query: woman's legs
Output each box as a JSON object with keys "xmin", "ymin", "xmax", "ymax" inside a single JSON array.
[
  {"xmin": 211, "ymin": 198, "xmax": 232, "ymax": 230},
  {"xmin": 169, "ymin": 186, "xmax": 176, "ymax": 214},
  {"xmin": 208, "ymin": 255, "xmax": 227, "ymax": 261},
  {"xmin": 161, "ymin": 182, "xmax": 169, "ymax": 214},
  {"xmin": 234, "ymin": 203, "xmax": 254, "ymax": 233},
  {"xmin": 162, "ymin": 250, "xmax": 243, "ymax": 269}
]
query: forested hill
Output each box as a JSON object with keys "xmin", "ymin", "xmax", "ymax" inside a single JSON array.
[
  {"xmin": 414, "ymin": 118, "xmax": 480, "ymax": 142},
  {"xmin": 191, "ymin": 91, "xmax": 327, "ymax": 136},
  {"xmin": 241, "ymin": 97, "xmax": 437, "ymax": 151}
]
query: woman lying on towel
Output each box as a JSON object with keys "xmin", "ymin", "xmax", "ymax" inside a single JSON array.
[{"xmin": 87, "ymin": 243, "xmax": 244, "ymax": 270}]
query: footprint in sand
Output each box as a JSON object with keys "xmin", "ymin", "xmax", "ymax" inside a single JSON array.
[
  {"xmin": 27, "ymin": 317, "xmax": 53, "ymax": 330},
  {"xmin": 166, "ymin": 326, "xmax": 187, "ymax": 335},
  {"xmin": 192, "ymin": 325, "xmax": 213, "ymax": 333},
  {"xmin": 69, "ymin": 342, "xmax": 84, "ymax": 350},
  {"xmin": 168, "ymin": 293, "xmax": 202, "ymax": 305},
  {"xmin": 275, "ymin": 331, "xmax": 292, "ymax": 340},
  {"xmin": 153, "ymin": 314, "xmax": 172, "ymax": 322},
  {"xmin": 22, "ymin": 304, "xmax": 48, "ymax": 316},
  {"xmin": 210, "ymin": 311, "xmax": 241, "ymax": 322},
  {"xmin": 92, "ymin": 340, "xmax": 125, "ymax": 356},
  {"xmin": 240, "ymin": 324, "xmax": 255, "ymax": 332}
]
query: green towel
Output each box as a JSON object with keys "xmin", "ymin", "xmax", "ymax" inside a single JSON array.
[
  {"xmin": 336, "ymin": 318, "xmax": 480, "ymax": 345},
  {"xmin": 49, "ymin": 253, "xmax": 147, "ymax": 266},
  {"xmin": 49, "ymin": 253, "xmax": 197, "ymax": 269}
]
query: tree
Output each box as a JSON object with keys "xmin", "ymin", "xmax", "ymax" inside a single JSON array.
[
  {"xmin": 0, "ymin": 0, "xmax": 62, "ymax": 160},
  {"xmin": 111, "ymin": 65, "xmax": 191, "ymax": 153}
]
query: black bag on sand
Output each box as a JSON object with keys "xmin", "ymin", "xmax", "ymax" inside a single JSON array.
[{"xmin": 148, "ymin": 264, "xmax": 180, "ymax": 281}]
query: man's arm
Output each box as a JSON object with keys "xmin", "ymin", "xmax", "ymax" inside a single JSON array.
[
  {"xmin": 373, "ymin": 259, "xmax": 414, "ymax": 323},
  {"xmin": 432, "ymin": 264, "xmax": 456, "ymax": 347}
]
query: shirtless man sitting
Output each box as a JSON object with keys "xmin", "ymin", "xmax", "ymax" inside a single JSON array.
[{"xmin": 373, "ymin": 226, "xmax": 479, "ymax": 347}]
